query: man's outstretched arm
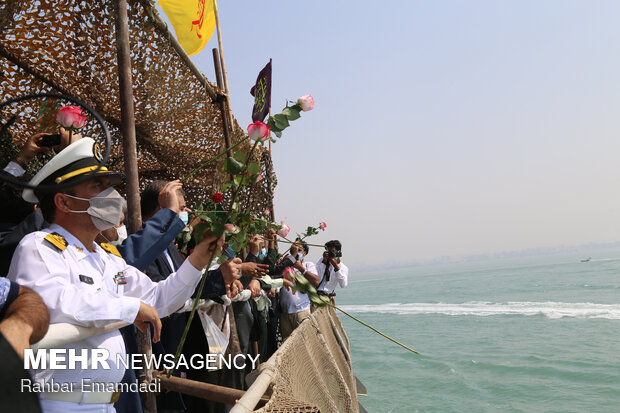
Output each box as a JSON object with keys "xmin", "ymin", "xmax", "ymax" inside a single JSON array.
[{"xmin": 0, "ymin": 285, "xmax": 50, "ymax": 358}]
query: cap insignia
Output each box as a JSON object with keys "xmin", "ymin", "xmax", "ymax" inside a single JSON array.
[{"xmin": 93, "ymin": 143, "xmax": 103, "ymax": 162}]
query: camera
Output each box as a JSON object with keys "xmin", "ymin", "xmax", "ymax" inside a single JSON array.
[
  {"xmin": 38, "ymin": 133, "xmax": 61, "ymax": 147},
  {"xmin": 327, "ymin": 249, "xmax": 341, "ymax": 259}
]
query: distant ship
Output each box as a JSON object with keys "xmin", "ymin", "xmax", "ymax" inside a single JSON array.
[{"xmin": 580, "ymin": 257, "xmax": 591, "ymax": 262}]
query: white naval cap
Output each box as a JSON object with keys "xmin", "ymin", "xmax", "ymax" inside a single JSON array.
[{"xmin": 23, "ymin": 137, "xmax": 123, "ymax": 203}]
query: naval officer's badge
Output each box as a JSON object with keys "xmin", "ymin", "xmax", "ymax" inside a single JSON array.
[
  {"xmin": 100, "ymin": 242, "xmax": 122, "ymax": 257},
  {"xmin": 44, "ymin": 232, "xmax": 68, "ymax": 251},
  {"xmin": 114, "ymin": 272, "xmax": 127, "ymax": 285},
  {"xmin": 79, "ymin": 274, "xmax": 94, "ymax": 285}
]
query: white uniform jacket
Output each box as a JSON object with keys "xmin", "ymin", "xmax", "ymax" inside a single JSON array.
[
  {"xmin": 315, "ymin": 259, "xmax": 348, "ymax": 294},
  {"xmin": 8, "ymin": 223, "xmax": 205, "ymax": 388}
]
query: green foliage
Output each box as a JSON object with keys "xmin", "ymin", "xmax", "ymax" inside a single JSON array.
[
  {"xmin": 282, "ymin": 106, "xmax": 301, "ymax": 121},
  {"xmin": 290, "ymin": 272, "xmax": 330, "ymax": 307},
  {"xmin": 247, "ymin": 162, "xmax": 261, "ymax": 174},
  {"xmin": 295, "ymin": 224, "xmax": 323, "ymax": 242},
  {"xmin": 182, "ymin": 96, "xmax": 314, "ymax": 263},
  {"xmin": 273, "ymin": 114, "xmax": 290, "ymax": 130},
  {"xmin": 224, "ymin": 156, "xmax": 244, "ymax": 174},
  {"xmin": 234, "ymin": 150, "xmax": 246, "ymax": 162}
]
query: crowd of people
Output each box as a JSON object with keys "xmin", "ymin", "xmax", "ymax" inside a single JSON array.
[{"xmin": 0, "ymin": 130, "xmax": 349, "ymax": 413}]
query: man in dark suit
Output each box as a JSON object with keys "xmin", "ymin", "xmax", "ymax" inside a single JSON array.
[{"xmin": 140, "ymin": 180, "xmax": 235, "ymax": 413}]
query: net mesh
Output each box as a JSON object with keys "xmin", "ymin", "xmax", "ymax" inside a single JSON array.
[
  {"xmin": 246, "ymin": 306, "xmax": 359, "ymax": 413},
  {"xmin": 0, "ymin": 0, "xmax": 275, "ymax": 213}
]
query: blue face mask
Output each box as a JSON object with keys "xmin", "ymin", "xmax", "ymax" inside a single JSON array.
[
  {"xmin": 179, "ymin": 211, "xmax": 189, "ymax": 225},
  {"xmin": 298, "ymin": 252, "xmax": 304, "ymax": 261},
  {"xmin": 224, "ymin": 245, "xmax": 236, "ymax": 259},
  {"xmin": 258, "ymin": 248, "xmax": 267, "ymax": 260}
]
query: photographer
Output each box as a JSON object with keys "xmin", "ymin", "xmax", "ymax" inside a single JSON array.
[
  {"xmin": 279, "ymin": 241, "xmax": 319, "ymax": 339},
  {"xmin": 315, "ymin": 240, "xmax": 348, "ymax": 295},
  {"xmin": 0, "ymin": 128, "xmax": 81, "ymax": 274}
]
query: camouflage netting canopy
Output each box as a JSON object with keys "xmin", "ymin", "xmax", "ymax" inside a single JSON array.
[{"xmin": 0, "ymin": 0, "xmax": 276, "ymax": 213}]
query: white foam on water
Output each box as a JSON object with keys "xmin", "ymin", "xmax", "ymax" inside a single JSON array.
[{"xmin": 338, "ymin": 302, "xmax": 620, "ymax": 319}]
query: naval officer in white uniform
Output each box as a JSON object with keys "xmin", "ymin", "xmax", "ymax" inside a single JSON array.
[{"xmin": 8, "ymin": 138, "xmax": 240, "ymax": 412}]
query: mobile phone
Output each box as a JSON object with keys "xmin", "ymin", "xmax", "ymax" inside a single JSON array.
[{"xmin": 38, "ymin": 133, "xmax": 61, "ymax": 147}]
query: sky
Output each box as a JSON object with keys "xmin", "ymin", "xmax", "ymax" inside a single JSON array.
[{"xmin": 158, "ymin": 1, "xmax": 620, "ymax": 268}]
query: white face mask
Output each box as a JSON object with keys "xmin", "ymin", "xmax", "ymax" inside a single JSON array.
[
  {"xmin": 110, "ymin": 225, "xmax": 127, "ymax": 246},
  {"xmin": 65, "ymin": 187, "xmax": 124, "ymax": 231},
  {"xmin": 179, "ymin": 211, "xmax": 189, "ymax": 225}
]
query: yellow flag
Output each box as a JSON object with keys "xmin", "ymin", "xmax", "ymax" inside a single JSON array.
[{"xmin": 158, "ymin": 0, "xmax": 216, "ymax": 56}]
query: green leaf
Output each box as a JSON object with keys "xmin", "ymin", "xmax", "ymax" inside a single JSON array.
[
  {"xmin": 273, "ymin": 114, "xmax": 290, "ymax": 130},
  {"xmin": 215, "ymin": 203, "xmax": 226, "ymax": 220},
  {"xmin": 247, "ymin": 162, "xmax": 261, "ymax": 174},
  {"xmin": 192, "ymin": 222, "xmax": 210, "ymax": 244},
  {"xmin": 267, "ymin": 117, "xmax": 282, "ymax": 133},
  {"xmin": 234, "ymin": 150, "xmax": 246, "ymax": 162},
  {"xmin": 221, "ymin": 182, "xmax": 232, "ymax": 192},
  {"xmin": 211, "ymin": 222, "xmax": 225, "ymax": 238},
  {"xmin": 274, "ymin": 131, "xmax": 282, "ymax": 138},
  {"xmin": 224, "ymin": 156, "xmax": 244, "ymax": 174},
  {"xmin": 282, "ymin": 106, "xmax": 301, "ymax": 121},
  {"xmin": 310, "ymin": 294, "xmax": 330, "ymax": 306},
  {"xmin": 291, "ymin": 103, "xmax": 303, "ymax": 112},
  {"xmin": 217, "ymin": 254, "xmax": 228, "ymax": 264},
  {"xmin": 232, "ymin": 234, "xmax": 248, "ymax": 252}
]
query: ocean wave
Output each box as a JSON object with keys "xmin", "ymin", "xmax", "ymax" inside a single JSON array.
[{"xmin": 338, "ymin": 302, "xmax": 620, "ymax": 319}]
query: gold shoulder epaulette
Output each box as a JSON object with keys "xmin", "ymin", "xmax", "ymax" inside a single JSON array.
[
  {"xmin": 100, "ymin": 242, "xmax": 122, "ymax": 257},
  {"xmin": 44, "ymin": 232, "xmax": 68, "ymax": 252}
]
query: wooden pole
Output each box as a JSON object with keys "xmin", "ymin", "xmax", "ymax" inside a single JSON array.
[
  {"xmin": 268, "ymin": 108, "xmax": 272, "ymax": 154},
  {"xmin": 212, "ymin": 47, "xmax": 233, "ymax": 158},
  {"xmin": 114, "ymin": 1, "xmax": 156, "ymax": 412},
  {"xmin": 154, "ymin": 372, "xmax": 269, "ymax": 407},
  {"xmin": 213, "ymin": 0, "xmax": 235, "ymax": 127},
  {"xmin": 267, "ymin": 106, "xmax": 276, "ymax": 222}
]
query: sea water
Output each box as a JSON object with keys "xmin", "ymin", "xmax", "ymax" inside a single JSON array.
[{"xmin": 337, "ymin": 249, "xmax": 620, "ymax": 412}]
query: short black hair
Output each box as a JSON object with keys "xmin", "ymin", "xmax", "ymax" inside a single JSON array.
[
  {"xmin": 140, "ymin": 180, "xmax": 186, "ymax": 218},
  {"xmin": 300, "ymin": 240, "xmax": 309, "ymax": 255},
  {"xmin": 140, "ymin": 180, "xmax": 167, "ymax": 218},
  {"xmin": 325, "ymin": 240, "xmax": 342, "ymax": 251},
  {"xmin": 38, "ymin": 192, "xmax": 56, "ymax": 223}
]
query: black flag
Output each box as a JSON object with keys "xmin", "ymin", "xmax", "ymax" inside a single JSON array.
[{"xmin": 250, "ymin": 59, "xmax": 272, "ymax": 122}]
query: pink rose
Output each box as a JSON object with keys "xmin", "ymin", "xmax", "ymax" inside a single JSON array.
[
  {"xmin": 319, "ymin": 222, "xmax": 327, "ymax": 231},
  {"xmin": 277, "ymin": 221, "xmax": 290, "ymax": 238},
  {"xmin": 264, "ymin": 209, "xmax": 271, "ymax": 216},
  {"xmin": 56, "ymin": 105, "xmax": 87, "ymax": 130},
  {"xmin": 257, "ymin": 172, "xmax": 263, "ymax": 182},
  {"xmin": 297, "ymin": 94, "xmax": 314, "ymax": 112},
  {"xmin": 247, "ymin": 121, "xmax": 270, "ymax": 141},
  {"xmin": 282, "ymin": 266, "xmax": 295, "ymax": 281}
]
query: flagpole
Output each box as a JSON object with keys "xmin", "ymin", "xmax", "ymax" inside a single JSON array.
[
  {"xmin": 212, "ymin": 47, "xmax": 233, "ymax": 159},
  {"xmin": 213, "ymin": 0, "xmax": 234, "ymax": 127},
  {"xmin": 268, "ymin": 108, "xmax": 272, "ymax": 154}
]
